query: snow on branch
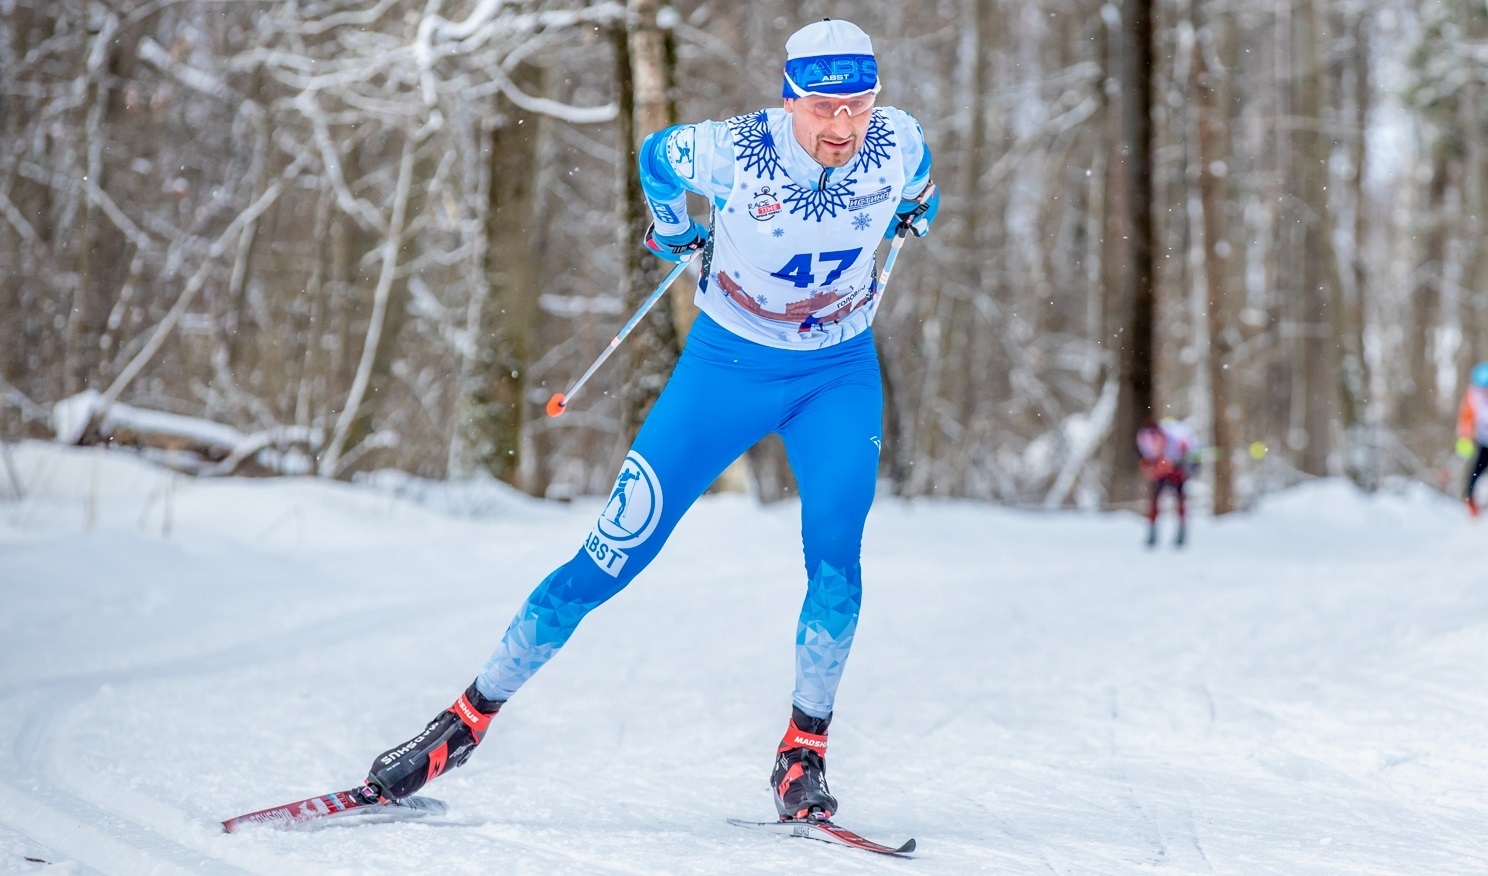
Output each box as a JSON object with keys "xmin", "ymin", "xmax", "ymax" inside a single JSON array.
[
  {"xmin": 234, "ymin": 1, "xmax": 620, "ymax": 127},
  {"xmin": 292, "ymin": 0, "xmax": 403, "ymax": 36},
  {"xmin": 484, "ymin": 61, "xmax": 617, "ymax": 124},
  {"xmin": 0, "ymin": 188, "xmax": 44, "ymax": 249},
  {"xmin": 53, "ymin": 391, "xmax": 321, "ymax": 477},
  {"xmin": 83, "ymin": 178, "xmax": 156, "ymax": 253},
  {"xmin": 137, "ymin": 36, "xmax": 240, "ymax": 104}
]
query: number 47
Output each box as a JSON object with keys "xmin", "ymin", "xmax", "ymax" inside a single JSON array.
[{"xmin": 769, "ymin": 248, "xmax": 862, "ymax": 288}]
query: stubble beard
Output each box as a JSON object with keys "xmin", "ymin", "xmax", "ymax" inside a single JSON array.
[{"xmin": 813, "ymin": 136, "xmax": 859, "ymax": 168}]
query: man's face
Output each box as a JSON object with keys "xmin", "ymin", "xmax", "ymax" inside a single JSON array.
[{"xmin": 785, "ymin": 94, "xmax": 874, "ymax": 168}]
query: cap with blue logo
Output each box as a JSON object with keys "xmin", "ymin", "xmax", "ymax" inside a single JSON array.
[{"xmin": 782, "ymin": 19, "xmax": 880, "ymax": 99}]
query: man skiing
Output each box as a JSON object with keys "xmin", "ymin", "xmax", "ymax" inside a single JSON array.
[
  {"xmin": 1137, "ymin": 417, "xmax": 1202, "ymax": 547},
  {"xmin": 362, "ymin": 19, "xmax": 937, "ymax": 824},
  {"xmin": 1456, "ymin": 362, "xmax": 1488, "ymax": 516}
]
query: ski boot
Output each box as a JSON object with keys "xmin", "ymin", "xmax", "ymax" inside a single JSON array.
[
  {"xmin": 1145, "ymin": 523, "xmax": 1158, "ymax": 548},
  {"xmin": 364, "ymin": 680, "xmax": 503, "ymax": 801},
  {"xmin": 771, "ymin": 706, "xmax": 838, "ymax": 820},
  {"xmin": 1174, "ymin": 523, "xmax": 1186, "ymax": 547}
]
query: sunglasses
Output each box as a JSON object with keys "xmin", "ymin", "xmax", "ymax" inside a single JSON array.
[{"xmin": 793, "ymin": 92, "xmax": 877, "ymax": 119}]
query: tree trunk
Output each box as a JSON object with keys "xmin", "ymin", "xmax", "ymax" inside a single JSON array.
[
  {"xmin": 617, "ymin": 2, "xmax": 680, "ymax": 448},
  {"xmin": 1337, "ymin": 6, "xmax": 1374, "ymax": 490},
  {"xmin": 1109, "ymin": 0, "xmax": 1157, "ymax": 506},
  {"xmin": 468, "ymin": 66, "xmax": 547, "ymax": 490},
  {"xmin": 1292, "ymin": 0, "xmax": 1340, "ymax": 477},
  {"xmin": 1455, "ymin": 1, "xmax": 1488, "ymax": 408},
  {"xmin": 1193, "ymin": 0, "xmax": 1236, "ymax": 514},
  {"xmin": 66, "ymin": 11, "xmax": 126, "ymax": 397},
  {"xmin": 1403, "ymin": 151, "xmax": 1447, "ymax": 443}
]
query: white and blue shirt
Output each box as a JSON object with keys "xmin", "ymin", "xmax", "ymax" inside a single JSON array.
[{"xmin": 640, "ymin": 107, "xmax": 931, "ymax": 350}]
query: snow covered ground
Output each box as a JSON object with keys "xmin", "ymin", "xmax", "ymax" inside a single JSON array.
[{"xmin": 1, "ymin": 440, "xmax": 1486, "ymax": 875}]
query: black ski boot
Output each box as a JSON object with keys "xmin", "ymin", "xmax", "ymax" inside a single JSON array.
[
  {"xmin": 1174, "ymin": 522, "xmax": 1187, "ymax": 548},
  {"xmin": 364, "ymin": 681, "xmax": 503, "ymax": 801},
  {"xmin": 771, "ymin": 706, "xmax": 838, "ymax": 820}
]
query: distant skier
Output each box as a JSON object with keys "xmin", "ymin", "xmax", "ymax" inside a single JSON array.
[
  {"xmin": 360, "ymin": 19, "xmax": 937, "ymax": 824},
  {"xmin": 1137, "ymin": 417, "xmax": 1202, "ymax": 547},
  {"xmin": 1456, "ymin": 362, "xmax": 1488, "ymax": 517}
]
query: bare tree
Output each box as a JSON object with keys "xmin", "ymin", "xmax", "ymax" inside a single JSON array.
[
  {"xmin": 1192, "ymin": 0, "xmax": 1237, "ymax": 514},
  {"xmin": 617, "ymin": 0, "xmax": 680, "ymax": 449},
  {"xmin": 1107, "ymin": 0, "xmax": 1158, "ymax": 506}
]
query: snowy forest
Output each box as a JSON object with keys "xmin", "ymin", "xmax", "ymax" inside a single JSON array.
[{"xmin": 1, "ymin": 0, "xmax": 1481, "ymax": 512}]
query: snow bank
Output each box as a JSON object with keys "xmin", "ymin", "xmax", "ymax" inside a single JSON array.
[{"xmin": 1, "ymin": 442, "xmax": 1485, "ymax": 874}]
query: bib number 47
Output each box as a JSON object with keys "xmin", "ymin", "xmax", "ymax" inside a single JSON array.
[{"xmin": 769, "ymin": 248, "xmax": 862, "ymax": 288}]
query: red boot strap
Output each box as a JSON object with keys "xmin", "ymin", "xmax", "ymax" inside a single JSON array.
[
  {"xmin": 425, "ymin": 742, "xmax": 449, "ymax": 782},
  {"xmin": 451, "ymin": 693, "xmax": 495, "ymax": 738},
  {"xmin": 777, "ymin": 722, "xmax": 829, "ymax": 756},
  {"xmin": 776, "ymin": 762, "xmax": 805, "ymax": 798}
]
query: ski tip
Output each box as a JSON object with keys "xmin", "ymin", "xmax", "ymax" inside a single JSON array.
[{"xmin": 898, "ymin": 837, "xmax": 917, "ymax": 854}]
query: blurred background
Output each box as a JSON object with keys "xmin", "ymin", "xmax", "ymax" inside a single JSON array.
[{"xmin": 0, "ymin": 0, "xmax": 1477, "ymax": 513}]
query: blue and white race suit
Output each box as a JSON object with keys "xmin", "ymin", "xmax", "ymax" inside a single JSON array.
[
  {"xmin": 644, "ymin": 107, "xmax": 930, "ymax": 348},
  {"xmin": 475, "ymin": 107, "xmax": 932, "ymax": 720}
]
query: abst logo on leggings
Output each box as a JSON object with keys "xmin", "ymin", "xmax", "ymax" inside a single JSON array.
[{"xmin": 585, "ymin": 452, "xmax": 664, "ymax": 577}]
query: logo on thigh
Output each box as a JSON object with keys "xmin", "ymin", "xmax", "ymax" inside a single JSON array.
[{"xmin": 585, "ymin": 452, "xmax": 665, "ymax": 576}]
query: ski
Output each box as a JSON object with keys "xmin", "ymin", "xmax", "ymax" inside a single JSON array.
[
  {"xmin": 727, "ymin": 816, "xmax": 916, "ymax": 856},
  {"xmin": 222, "ymin": 786, "xmax": 447, "ymax": 833}
]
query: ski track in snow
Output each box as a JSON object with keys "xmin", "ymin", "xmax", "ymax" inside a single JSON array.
[{"xmin": 3, "ymin": 442, "xmax": 1488, "ymax": 873}]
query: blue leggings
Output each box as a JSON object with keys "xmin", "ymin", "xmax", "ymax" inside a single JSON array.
[{"xmin": 476, "ymin": 314, "xmax": 883, "ymax": 718}]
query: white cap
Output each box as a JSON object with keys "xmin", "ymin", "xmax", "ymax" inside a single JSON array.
[{"xmin": 782, "ymin": 19, "xmax": 879, "ymax": 97}]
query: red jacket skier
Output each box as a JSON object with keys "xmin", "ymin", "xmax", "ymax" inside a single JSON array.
[{"xmin": 1136, "ymin": 417, "xmax": 1201, "ymax": 547}]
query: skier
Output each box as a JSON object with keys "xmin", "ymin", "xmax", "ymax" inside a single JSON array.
[
  {"xmin": 1136, "ymin": 417, "xmax": 1202, "ymax": 547},
  {"xmin": 1456, "ymin": 362, "xmax": 1488, "ymax": 516},
  {"xmin": 361, "ymin": 19, "xmax": 937, "ymax": 824}
]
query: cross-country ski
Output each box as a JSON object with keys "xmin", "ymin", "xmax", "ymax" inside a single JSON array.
[
  {"xmin": 727, "ymin": 816, "xmax": 915, "ymax": 856},
  {"xmin": 222, "ymin": 787, "xmax": 447, "ymax": 833}
]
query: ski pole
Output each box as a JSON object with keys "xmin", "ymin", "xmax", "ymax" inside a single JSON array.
[
  {"xmin": 547, "ymin": 256, "xmax": 694, "ymax": 418},
  {"xmin": 876, "ymin": 181, "xmax": 934, "ymax": 293},
  {"xmin": 877, "ymin": 226, "xmax": 908, "ymax": 290}
]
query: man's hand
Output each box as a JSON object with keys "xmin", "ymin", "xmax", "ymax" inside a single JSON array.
[
  {"xmin": 645, "ymin": 219, "xmax": 708, "ymax": 262},
  {"xmin": 886, "ymin": 184, "xmax": 939, "ymax": 239}
]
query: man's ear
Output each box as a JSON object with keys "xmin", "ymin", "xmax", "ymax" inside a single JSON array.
[{"xmin": 783, "ymin": 98, "xmax": 795, "ymax": 112}]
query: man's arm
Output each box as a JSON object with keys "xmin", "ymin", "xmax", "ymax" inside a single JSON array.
[
  {"xmin": 882, "ymin": 108, "xmax": 936, "ymax": 237},
  {"xmin": 637, "ymin": 122, "xmax": 735, "ymax": 236},
  {"xmin": 884, "ymin": 108, "xmax": 932, "ymax": 200}
]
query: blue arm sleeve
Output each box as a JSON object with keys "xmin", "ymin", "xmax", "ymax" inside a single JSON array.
[
  {"xmin": 639, "ymin": 122, "xmax": 736, "ymax": 235},
  {"xmin": 639, "ymin": 127, "xmax": 693, "ymax": 235}
]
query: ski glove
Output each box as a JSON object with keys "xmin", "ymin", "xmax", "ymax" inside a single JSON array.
[
  {"xmin": 886, "ymin": 183, "xmax": 939, "ymax": 239},
  {"xmin": 1458, "ymin": 436, "xmax": 1476, "ymax": 459},
  {"xmin": 645, "ymin": 219, "xmax": 708, "ymax": 262}
]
